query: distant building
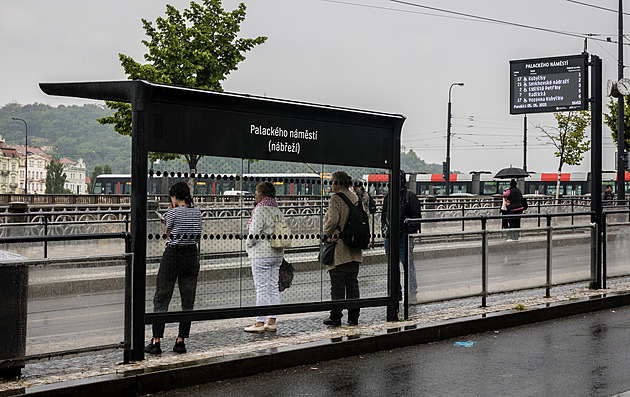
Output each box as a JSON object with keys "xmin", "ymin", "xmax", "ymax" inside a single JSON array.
[
  {"xmin": 0, "ymin": 136, "xmax": 88, "ymax": 194},
  {"xmin": 26, "ymin": 153, "xmax": 49, "ymax": 194},
  {"xmin": 61, "ymin": 158, "xmax": 87, "ymax": 194},
  {"xmin": 0, "ymin": 147, "xmax": 21, "ymax": 194}
]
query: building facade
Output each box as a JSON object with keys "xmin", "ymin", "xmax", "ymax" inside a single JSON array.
[
  {"xmin": 26, "ymin": 153, "xmax": 49, "ymax": 194},
  {"xmin": 0, "ymin": 150, "xmax": 20, "ymax": 194},
  {"xmin": 62, "ymin": 158, "xmax": 87, "ymax": 194}
]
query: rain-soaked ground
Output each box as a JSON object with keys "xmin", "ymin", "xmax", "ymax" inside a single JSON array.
[{"xmin": 149, "ymin": 304, "xmax": 630, "ymax": 397}]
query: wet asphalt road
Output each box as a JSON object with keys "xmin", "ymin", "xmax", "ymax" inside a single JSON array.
[{"xmin": 148, "ymin": 305, "xmax": 630, "ymax": 397}]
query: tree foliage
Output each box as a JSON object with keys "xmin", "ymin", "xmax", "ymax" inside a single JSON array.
[
  {"xmin": 603, "ymin": 97, "xmax": 630, "ymax": 151},
  {"xmin": 401, "ymin": 148, "xmax": 443, "ymax": 174},
  {"xmin": 45, "ymin": 160, "xmax": 70, "ymax": 194},
  {"xmin": 96, "ymin": 0, "xmax": 267, "ymax": 170},
  {"xmin": 536, "ymin": 111, "xmax": 591, "ymax": 200},
  {"xmin": 1, "ymin": 103, "xmax": 130, "ymax": 174}
]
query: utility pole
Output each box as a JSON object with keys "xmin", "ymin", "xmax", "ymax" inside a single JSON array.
[{"xmin": 617, "ymin": 0, "xmax": 625, "ymax": 201}]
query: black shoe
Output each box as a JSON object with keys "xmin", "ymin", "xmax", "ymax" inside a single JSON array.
[
  {"xmin": 323, "ymin": 318, "xmax": 342, "ymax": 326},
  {"xmin": 173, "ymin": 340, "xmax": 186, "ymax": 354},
  {"xmin": 144, "ymin": 338, "xmax": 162, "ymax": 355},
  {"xmin": 347, "ymin": 319, "xmax": 359, "ymax": 326}
]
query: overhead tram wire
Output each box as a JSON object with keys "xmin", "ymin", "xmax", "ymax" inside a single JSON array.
[
  {"xmin": 566, "ymin": 0, "xmax": 630, "ymax": 16},
  {"xmin": 387, "ymin": 0, "xmax": 629, "ymax": 46},
  {"xmin": 322, "ymin": 0, "xmax": 499, "ymax": 23}
]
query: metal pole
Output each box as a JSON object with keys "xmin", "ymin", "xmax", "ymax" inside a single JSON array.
[
  {"xmin": 546, "ymin": 215, "xmax": 552, "ymax": 298},
  {"xmin": 403, "ymin": 230, "xmax": 409, "ymax": 320},
  {"xmin": 481, "ymin": 217, "xmax": 488, "ymax": 308},
  {"xmin": 130, "ymin": 85, "xmax": 149, "ymax": 361},
  {"xmin": 590, "ymin": 54, "xmax": 603, "ymax": 289},
  {"xmin": 601, "ymin": 214, "xmax": 607, "ymax": 289},
  {"xmin": 523, "ymin": 114, "xmax": 527, "ymax": 172},
  {"xmin": 446, "ymin": 100, "xmax": 451, "ymax": 197},
  {"xmin": 618, "ymin": 0, "xmax": 626, "ymax": 201},
  {"xmin": 11, "ymin": 118, "xmax": 27, "ymax": 194},
  {"xmin": 446, "ymin": 83, "xmax": 464, "ymax": 197}
]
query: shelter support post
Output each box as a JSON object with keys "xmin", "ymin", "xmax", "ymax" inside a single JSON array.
[{"xmin": 590, "ymin": 54, "xmax": 603, "ymax": 289}]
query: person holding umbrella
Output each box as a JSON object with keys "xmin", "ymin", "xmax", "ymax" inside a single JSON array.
[{"xmin": 503, "ymin": 179, "xmax": 525, "ymax": 241}]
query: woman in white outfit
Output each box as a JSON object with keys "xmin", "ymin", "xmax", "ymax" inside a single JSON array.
[{"xmin": 244, "ymin": 181, "xmax": 284, "ymax": 332}]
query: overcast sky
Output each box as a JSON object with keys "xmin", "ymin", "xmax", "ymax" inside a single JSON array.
[{"xmin": 1, "ymin": 0, "xmax": 626, "ymax": 173}]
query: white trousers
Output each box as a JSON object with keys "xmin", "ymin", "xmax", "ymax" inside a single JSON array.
[{"xmin": 251, "ymin": 257, "xmax": 282, "ymax": 323}]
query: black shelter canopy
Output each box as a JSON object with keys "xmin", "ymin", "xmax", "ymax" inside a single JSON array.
[
  {"xmin": 40, "ymin": 80, "xmax": 406, "ymax": 361},
  {"xmin": 40, "ymin": 80, "xmax": 402, "ymax": 168}
]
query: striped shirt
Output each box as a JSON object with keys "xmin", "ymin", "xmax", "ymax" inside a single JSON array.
[{"xmin": 166, "ymin": 205, "xmax": 202, "ymax": 246}]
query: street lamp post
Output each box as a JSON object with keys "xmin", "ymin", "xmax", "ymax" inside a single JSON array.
[
  {"xmin": 11, "ymin": 117, "xmax": 27, "ymax": 194},
  {"xmin": 445, "ymin": 82, "xmax": 464, "ymax": 196}
]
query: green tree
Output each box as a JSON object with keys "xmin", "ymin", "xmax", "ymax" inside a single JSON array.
[
  {"xmin": 88, "ymin": 164, "xmax": 112, "ymax": 193},
  {"xmin": 97, "ymin": 0, "xmax": 267, "ymax": 182},
  {"xmin": 536, "ymin": 111, "xmax": 591, "ymax": 200},
  {"xmin": 46, "ymin": 160, "xmax": 70, "ymax": 194},
  {"xmin": 603, "ymin": 97, "xmax": 630, "ymax": 151}
]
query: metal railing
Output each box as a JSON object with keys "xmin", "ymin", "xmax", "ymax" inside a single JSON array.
[{"xmin": 401, "ymin": 212, "xmax": 597, "ymax": 319}]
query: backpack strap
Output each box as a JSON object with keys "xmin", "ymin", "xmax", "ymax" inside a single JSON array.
[
  {"xmin": 334, "ymin": 193, "xmax": 354, "ymax": 232},
  {"xmin": 262, "ymin": 205, "xmax": 279, "ymax": 224}
]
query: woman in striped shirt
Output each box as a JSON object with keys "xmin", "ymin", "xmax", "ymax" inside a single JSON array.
[{"xmin": 145, "ymin": 182, "xmax": 202, "ymax": 355}]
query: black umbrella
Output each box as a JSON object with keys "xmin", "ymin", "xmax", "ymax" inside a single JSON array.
[{"xmin": 494, "ymin": 167, "xmax": 529, "ymax": 179}]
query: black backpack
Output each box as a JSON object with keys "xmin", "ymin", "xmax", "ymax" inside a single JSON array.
[{"xmin": 336, "ymin": 193, "xmax": 371, "ymax": 249}]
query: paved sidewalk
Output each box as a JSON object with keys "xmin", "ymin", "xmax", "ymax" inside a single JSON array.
[{"xmin": 2, "ymin": 278, "xmax": 630, "ymax": 396}]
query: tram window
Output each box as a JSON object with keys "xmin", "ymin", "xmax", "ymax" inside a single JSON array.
[
  {"xmin": 452, "ymin": 184, "xmax": 468, "ymax": 193},
  {"xmin": 481, "ymin": 182, "xmax": 497, "ymax": 195}
]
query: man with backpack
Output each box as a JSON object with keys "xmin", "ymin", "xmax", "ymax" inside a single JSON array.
[
  {"xmin": 321, "ymin": 171, "xmax": 370, "ymax": 326},
  {"xmin": 381, "ymin": 170, "xmax": 421, "ymax": 302}
]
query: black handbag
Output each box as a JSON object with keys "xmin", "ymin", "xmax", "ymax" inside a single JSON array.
[
  {"xmin": 319, "ymin": 241, "xmax": 336, "ymax": 266},
  {"xmin": 278, "ymin": 258, "xmax": 294, "ymax": 292}
]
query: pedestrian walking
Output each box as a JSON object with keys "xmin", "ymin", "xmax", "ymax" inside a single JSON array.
[
  {"xmin": 602, "ymin": 185, "xmax": 614, "ymax": 205},
  {"xmin": 145, "ymin": 181, "xmax": 202, "ymax": 355},
  {"xmin": 244, "ymin": 181, "xmax": 285, "ymax": 332}
]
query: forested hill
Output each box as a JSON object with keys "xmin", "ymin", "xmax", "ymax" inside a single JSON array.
[
  {"xmin": 0, "ymin": 103, "xmax": 131, "ymax": 174},
  {"xmin": 0, "ymin": 102, "xmax": 443, "ymax": 177}
]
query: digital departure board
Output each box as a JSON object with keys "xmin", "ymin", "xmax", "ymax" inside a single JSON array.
[{"xmin": 510, "ymin": 54, "xmax": 588, "ymax": 115}]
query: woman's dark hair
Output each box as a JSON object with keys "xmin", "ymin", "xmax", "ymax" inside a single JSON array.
[
  {"xmin": 510, "ymin": 179, "xmax": 517, "ymax": 188},
  {"xmin": 169, "ymin": 181, "xmax": 194, "ymax": 207},
  {"xmin": 256, "ymin": 181, "xmax": 276, "ymax": 198}
]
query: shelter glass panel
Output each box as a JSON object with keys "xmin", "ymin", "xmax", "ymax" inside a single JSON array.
[
  {"xmin": 551, "ymin": 226, "xmax": 592, "ymax": 284},
  {"xmin": 605, "ymin": 223, "xmax": 630, "ymax": 278},
  {"xmin": 415, "ymin": 232, "xmax": 483, "ymax": 302},
  {"xmin": 487, "ymin": 233, "xmax": 547, "ymax": 292},
  {"xmin": 144, "ymin": 155, "xmax": 390, "ymax": 318}
]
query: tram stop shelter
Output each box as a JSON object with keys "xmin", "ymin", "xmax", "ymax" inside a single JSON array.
[{"xmin": 40, "ymin": 80, "xmax": 406, "ymax": 361}]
